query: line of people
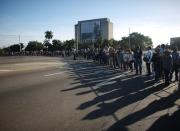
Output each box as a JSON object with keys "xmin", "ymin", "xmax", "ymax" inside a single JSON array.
[{"xmin": 78, "ymin": 44, "xmax": 180, "ymax": 88}]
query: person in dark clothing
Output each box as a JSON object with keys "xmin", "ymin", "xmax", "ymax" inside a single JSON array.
[
  {"xmin": 162, "ymin": 49, "xmax": 173, "ymax": 86},
  {"xmin": 170, "ymin": 46, "xmax": 180, "ymax": 82},
  {"xmin": 134, "ymin": 46, "xmax": 143, "ymax": 75},
  {"xmin": 152, "ymin": 48, "xmax": 161, "ymax": 81}
]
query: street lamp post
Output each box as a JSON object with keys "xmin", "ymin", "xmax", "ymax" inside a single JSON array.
[
  {"xmin": 129, "ymin": 28, "xmax": 131, "ymax": 49},
  {"xmin": 19, "ymin": 35, "xmax": 21, "ymax": 54},
  {"xmin": 76, "ymin": 32, "xmax": 79, "ymax": 50}
]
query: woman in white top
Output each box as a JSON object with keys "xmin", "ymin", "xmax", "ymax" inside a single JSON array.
[
  {"xmin": 123, "ymin": 50, "xmax": 129, "ymax": 70},
  {"xmin": 127, "ymin": 49, "xmax": 134, "ymax": 72}
]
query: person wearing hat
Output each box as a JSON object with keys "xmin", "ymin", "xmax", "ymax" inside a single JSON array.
[{"xmin": 162, "ymin": 49, "xmax": 173, "ymax": 86}]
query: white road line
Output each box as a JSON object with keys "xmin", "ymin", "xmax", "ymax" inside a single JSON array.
[
  {"xmin": 0, "ymin": 70, "xmax": 13, "ymax": 72},
  {"xmin": 92, "ymin": 73, "xmax": 125, "ymax": 90},
  {"xmin": 44, "ymin": 71, "xmax": 68, "ymax": 77}
]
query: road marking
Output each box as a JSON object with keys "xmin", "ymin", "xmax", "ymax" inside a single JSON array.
[
  {"xmin": 92, "ymin": 73, "xmax": 126, "ymax": 90},
  {"xmin": 44, "ymin": 71, "xmax": 68, "ymax": 77},
  {"xmin": 0, "ymin": 70, "xmax": 13, "ymax": 72},
  {"xmin": 14, "ymin": 62, "xmax": 65, "ymax": 65}
]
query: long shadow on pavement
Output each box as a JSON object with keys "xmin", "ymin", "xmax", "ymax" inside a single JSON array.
[{"xmin": 61, "ymin": 61, "xmax": 179, "ymax": 131}]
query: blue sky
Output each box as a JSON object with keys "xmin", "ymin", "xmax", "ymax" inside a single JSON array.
[{"xmin": 0, "ymin": 0, "xmax": 180, "ymax": 47}]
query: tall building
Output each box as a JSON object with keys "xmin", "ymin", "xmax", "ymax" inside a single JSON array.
[
  {"xmin": 170, "ymin": 37, "xmax": 180, "ymax": 45},
  {"xmin": 75, "ymin": 18, "xmax": 113, "ymax": 44}
]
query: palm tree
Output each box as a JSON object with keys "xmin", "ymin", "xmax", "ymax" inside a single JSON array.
[
  {"xmin": 45, "ymin": 31, "xmax": 53, "ymax": 41},
  {"xmin": 44, "ymin": 31, "xmax": 53, "ymax": 51}
]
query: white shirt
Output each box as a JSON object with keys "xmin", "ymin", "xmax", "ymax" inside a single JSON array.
[{"xmin": 146, "ymin": 50, "xmax": 153, "ymax": 63}]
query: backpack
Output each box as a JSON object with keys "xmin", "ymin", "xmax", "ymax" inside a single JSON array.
[{"xmin": 143, "ymin": 56, "xmax": 149, "ymax": 62}]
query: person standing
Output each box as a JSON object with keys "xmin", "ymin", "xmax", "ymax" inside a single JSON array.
[
  {"xmin": 162, "ymin": 49, "xmax": 173, "ymax": 86},
  {"xmin": 73, "ymin": 48, "xmax": 77, "ymax": 60},
  {"xmin": 104, "ymin": 46, "xmax": 109, "ymax": 65},
  {"xmin": 170, "ymin": 46, "xmax": 180, "ymax": 82},
  {"xmin": 116, "ymin": 47, "xmax": 124, "ymax": 70},
  {"xmin": 134, "ymin": 46, "xmax": 143, "ymax": 75},
  {"xmin": 152, "ymin": 47, "xmax": 161, "ymax": 81},
  {"xmin": 109, "ymin": 47, "xmax": 115, "ymax": 68},
  {"xmin": 145, "ymin": 46, "xmax": 153, "ymax": 76},
  {"xmin": 127, "ymin": 49, "xmax": 134, "ymax": 72},
  {"xmin": 123, "ymin": 49, "xmax": 129, "ymax": 71}
]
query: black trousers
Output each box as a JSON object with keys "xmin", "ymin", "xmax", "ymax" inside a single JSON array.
[
  {"xmin": 170, "ymin": 65, "xmax": 179, "ymax": 81},
  {"xmin": 146, "ymin": 63, "xmax": 151, "ymax": 75},
  {"xmin": 164, "ymin": 69, "xmax": 171, "ymax": 84}
]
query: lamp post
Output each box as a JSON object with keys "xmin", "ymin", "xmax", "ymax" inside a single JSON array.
[
  {"xmin": 19, "ymin": 35, "xmax": 21, "ymax": 54},
  {"xmin": 76, "ymin": 32, "xmax": 79, "ymax": 50},
  {"xmin": 129, "ymin": 28, "xmax": 131, "ymax": 49}
]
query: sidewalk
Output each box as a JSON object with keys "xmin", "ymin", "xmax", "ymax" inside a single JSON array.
[{"xmin": 66, "ymin": 60, "xmax": 180, "ymax": 131}]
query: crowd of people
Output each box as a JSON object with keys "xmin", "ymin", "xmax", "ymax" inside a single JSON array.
[{"xmin": 74, "ymin": 44, "xmax": 180, "ymax": 88}]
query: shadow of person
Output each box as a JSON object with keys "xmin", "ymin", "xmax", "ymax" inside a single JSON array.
[
  {"xmin": 107, "ymin": 90, "xmax": 180, "ymax": 131},
  {"xmin": 81, "ymin": 82, "xmax": 165, "ymax": 120},
  {"xmin": 147, "ymin": 109, "xmax": 180, "ymax": 131}
]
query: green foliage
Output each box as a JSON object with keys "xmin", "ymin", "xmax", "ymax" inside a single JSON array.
[
  {"xmin": 78, "ymin": 42, "xmax": 92, "ymax": 49},
  {"xmin": 120, "ymin": 32, "xmax": 153, "ymax": 50},
  {"xmin": 102, "ymin": 39, "xmax": 109, "ymax": 47},
  {"xmin": 52, "ymin": 39, "xmax": 62, "ymax": 51},
  {"xmin": 0, "ymin": 48, "xmax": 3, "ymax": 55},
  {"xmin": 45, "ymin": 31, "xmax": 53, "ymax": 40},
  {"xmin": 20, "ymin": 43, "xmax": 24, "ymax": 50},
  {"xmin": 10, "ymin": 44, "xmax": 20, "ymax": 52},
  {"xmin": 2, "ymin": 47, "xmax": 10, "ymax": 53},
  {"xmin": 25, "ymin": 41, "xmax": 43, "ymax": 51},
  {"xmin": 96, "ymin": 36, "xmax": 103, "ymax": 48},
  {"xmin": 109, "ymin": 39, "xmax": 119, "ymax": 48},
  {"xmin": 63, "ymin": 39, "xmax": 75, "ymax": 50}
]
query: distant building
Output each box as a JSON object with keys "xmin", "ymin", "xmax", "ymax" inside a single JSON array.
[
  {"xmin": 75, "ymin": 18, "xmax": 113, "ymax": 44},
  {"xmin": 170, "ymin": 37, "xmax": 180, "ymax": 45}
]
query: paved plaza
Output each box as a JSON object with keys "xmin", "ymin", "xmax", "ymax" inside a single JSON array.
[{"xmin": 0, "ymin": 56, "xmax": 179, "ymax": 131}]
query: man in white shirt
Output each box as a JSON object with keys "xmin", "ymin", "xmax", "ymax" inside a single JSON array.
[{"xmin": 145, "ymin": 46, "xmax": 153, "ymax": 76}]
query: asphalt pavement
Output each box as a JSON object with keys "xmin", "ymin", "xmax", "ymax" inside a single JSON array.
[{"xmin": 0, "ymin": 56, "xmax": 179, "ymax": 131}]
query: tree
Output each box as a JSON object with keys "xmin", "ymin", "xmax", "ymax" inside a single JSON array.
[
  {"xmin": 44, "ymin": 31, "xmax": 53, "ymax": 51},
  {"xmin": 109, "ymin": 39, "xmax": 119, "ymax": 47},
  {"xmin": 2, "ymin": 47, "xmax": 10, "ymax": 53},
  {"xmin": 63, "ymin": 39, "xmax": 75, "ymax": 50},
  {"xmin": 45, "ymin": 31, "xmax": 53, "ymax": 41},
  {"xmin": 43, "ymin": 39, "xmax": 52, "ymax": 51},
  {"xmin": 96, "ymin": 36, "xmax": 103, "ymax": 49},
  {"xmin": 25, "ymin": 41, "xmax": 43, "ymax": 51},
  {"xmin": 52, "ymin": 39, "xmax": 62, "ymax": 51},
  {"xmin": 20, "ymin": 43, "xmax": 24, "ymax": 51},
  {"xmin": 102, "ymin": 39, "xmax": 109, "ymax": 47},
  {"xmin": 120, "ymin": 37, "xmax": 129, "ymax": 49},
  {"xmin": 120, "ymin": 32, "xmax": 153, "ymax": 50},
  {"xmin": 0, "ymin": 48, "xmax": 3, "ymax": 55},
  {"xmin": 9, "ymin": 44, "xmax": 20, "ymax": 52}
]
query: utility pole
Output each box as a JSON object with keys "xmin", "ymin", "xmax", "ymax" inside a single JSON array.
[
  {"xmin": 19, "ymin": 35, "xmax": 21, "ymax": 53},
  {"xmin": 76, "ymin": 33, "xmax": 79, "ymax": 50},
  {"xmin": 129, "ymin": 28, "xmax": 131, "ymax": 49}
]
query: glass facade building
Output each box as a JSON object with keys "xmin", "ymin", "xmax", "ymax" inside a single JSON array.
[{"xmin": 75, "ymin": 18, "xmax": 113, "ymax": 43}]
